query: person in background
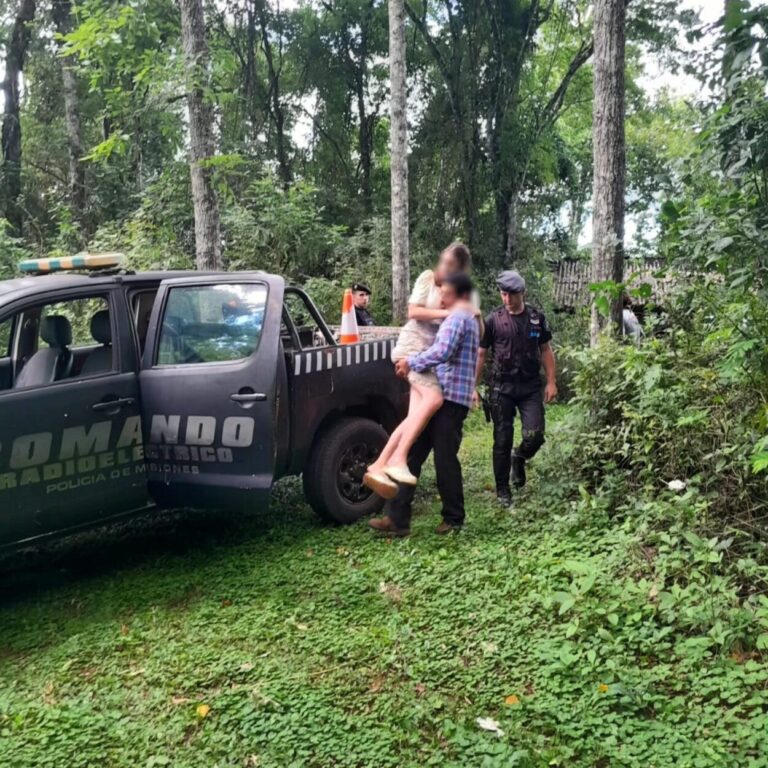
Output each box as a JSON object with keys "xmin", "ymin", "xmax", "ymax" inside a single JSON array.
[
  {"xmin": 475, "ymin": 270, "xmax": 557, "ymax": 506},
  {"xmin": 352, "ymin": 283, "xmax": 375, "ymax": 326},
  {"xmin": 368, "ymin": 273, "xmax": 480, "ymax": 537},
  {"xmin": 622, "ymin": 294, "xmax": 644, "ymax": 341}
]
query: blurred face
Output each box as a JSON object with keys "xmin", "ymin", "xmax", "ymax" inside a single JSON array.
[
  {"xmin": 440, "ymin": 283, "xmax": 460, "ymax": 309},
  {"xmin": 500, "ymin": 289, "xmax": 525, "ymax": 313},
  {"xmin": 435, "ymin": 249, "xmax": 463, "ymax": 282},
  {"xmin": 353, "ymin": 290, "xmax": 370, "ymax": 309}
]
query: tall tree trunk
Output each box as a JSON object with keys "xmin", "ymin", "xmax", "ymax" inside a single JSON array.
[
  {"xmin": 2, "ymin": 0, "xmax": 36, "ymax": 237},
  {"xmin": 388, "ymin": 0, "xmax": 409, "ymax": 323},
  {"xmin": 180, "ymin": 0, "xmax": 222, "ymax": 270},
  {"xmin": 245, "ymin": 3, "xmax": 258, "ymax": 121},
  {"xmin": 461, "ymin": 143, "xmax": 479, "ymax": 249},
  {"xmin": 505, "ymin": 196, "xmax": 519, "ymax": 264},
  {"xmin": 590, "ymin": 0, "xmax": 626, "ymax": 345},
  {"xmin": 52, "ymin": 0, "xmax": 86, "ymax": 227},
  {"xmin": 357, "ymin": 86, "xmax": 373, "ymax": 214},
  {"xmin": 255, "ymin": 0, "xmax": 292, "ymax": 188},
  {"xmin": 353, "ymin": 19, "xmax": 373, "ymax": 215}
]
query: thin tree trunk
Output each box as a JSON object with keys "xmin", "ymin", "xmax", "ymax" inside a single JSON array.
[
  {"xmin": 255, "ymin": 0, "xmax": 292, "ymax": 188},
  {"xmin": 569, "ymin": 165, "xmax": 591, "ymax": 247},
  {"xmin": 52, "ymin": 0, "xmax": 86, "ymax": 227},
  {"xmin": 505, "ymin": 196, "xmax": 519, "ymax": 264},
  {"xmin": 389, "ymin": 0, "xmax": 409, "ymax": 323},
  {"xmin": 2, "ymin": 0, "xmax": 36, "ymax": 237},
  {"xmin": 590, "ymin": 0, "xmax": 626, "ymax": 345},
  {"xmin": 180, "ymin": 0, "xmax": 222, "ymax": 271},
  {"xmin": 354, "ymin": 20, "xmax": 373, "ymax": 215},
  {"xmin": 245, "ymin": 3, "xmax": 258, "ymax": 120},
  {"xmin": 357, "ymin": 86, "xmax": 373, "ymax": 214}
]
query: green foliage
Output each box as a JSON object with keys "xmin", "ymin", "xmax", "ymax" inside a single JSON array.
[
  {"xmin": 554, "ymin": 281, "xmax": 768, "ymax": 530},
  {"xmin": 303, "ymin": 216, "xmax": 397, "ymax": 325},
  {"xmin": 0, "ymin": 223, "xmax": 35, "ymax": 278},
  {"xmin": 661, "ymin": 5, "xmax": 768, "ymax": 294},
  {"xmin": 223, "ymin": 177, "xmax": 344, "ymax": 277},
  {"xmin": 1, "ymin": 411, "xmax": 766, "ymax": 767},
  {"xmin": 63, "ymin": 0, "xmax": 182, "ymax": 164}
]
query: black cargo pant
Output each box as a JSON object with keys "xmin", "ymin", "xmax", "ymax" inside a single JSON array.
[
  {"xmin": 491, "ymin": 380, "xmax": 545, "ymax": 491},
  {"xmin": 387, "ymin": 400, "xmax": 469, "ymax": 529}
]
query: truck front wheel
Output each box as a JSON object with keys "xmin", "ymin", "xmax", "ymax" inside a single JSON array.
[{"xmin": 304, "ymin": 417, "xmax": 389, "ymax": 524}]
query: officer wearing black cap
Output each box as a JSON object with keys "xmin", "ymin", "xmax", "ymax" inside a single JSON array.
[
  {"xmin": 351, "ymin": 283, "xmax": 375, "ymax": 326},
  {"xmin": 475, "ymin": 270, "xmax": 557, "ymax": 505}
]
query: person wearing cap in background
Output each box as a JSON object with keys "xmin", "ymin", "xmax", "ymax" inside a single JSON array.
[
  {"xmin": 475, "ymin": 270, "xmax": 557, "ymax": 506},
  {"xmin": 351, "ymin": 283, "xmax": 375, "ymax": 327}
]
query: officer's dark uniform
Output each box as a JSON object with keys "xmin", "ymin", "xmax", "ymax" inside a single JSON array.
[
  {"xmin": 352, "ymin": 282, "xmax": 375, "ymax": 327},
  {"xmin": 355, "ymin": 305, "xmax": 375, "ymax": 326},
  {"xmin": 481, "ymin": 278, "xmax": 552, "ymax": 497}
]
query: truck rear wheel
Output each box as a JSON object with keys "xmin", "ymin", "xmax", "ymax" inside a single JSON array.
[{"xmin": 304, "ymin": 417, "xmax": 389, "ymax": 524}]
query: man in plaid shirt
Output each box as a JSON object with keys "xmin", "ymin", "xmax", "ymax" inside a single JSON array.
[{"xmin": 369, "ymin": 273, "xmax": 480, "ymax": 536}]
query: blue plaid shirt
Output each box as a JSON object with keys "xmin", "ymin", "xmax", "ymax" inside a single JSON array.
[{"xmin": 407, "ymin": 310, "xmax": 479, "ymax": 409}]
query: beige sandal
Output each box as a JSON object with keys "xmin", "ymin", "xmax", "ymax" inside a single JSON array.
[
  {"xmin": 363, "ymin": 471, "xmax": 400, "ymax": 499},
  {"xmin": 384, "ymin": 465, "xmax": 418, "ymax": 486}
]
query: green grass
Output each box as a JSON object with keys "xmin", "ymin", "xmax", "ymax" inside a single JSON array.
[{"xmin": 0, "ymin": 408, "xmax": 766, "ymax": 767}]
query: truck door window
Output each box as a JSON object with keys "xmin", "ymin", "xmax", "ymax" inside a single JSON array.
[
  {"xmin": 0, "ymin": 317, "xmax": 11, "ymax": 359},
  {"xmin": 0, "ymin": 317, "xmax": 12, "ymax": 392},
  {"xmin": 156, "ymin": 283, "xmax": 268, "ymax": 365},
  {"xmin": 283, "ymin": 291, "xmax": 335, "ymax": 349},
  {"xmin": 130, "ymin": 289, "xmax": 158, "ymax": 353},
  {"xmin": 1, "ymin": 294, "xmax": 115, "ymax": 391},
  {"xmin": 38, "ymin": 297, "xmax": 109, "ymax": 349}
]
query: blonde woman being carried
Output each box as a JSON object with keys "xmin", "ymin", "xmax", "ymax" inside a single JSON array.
[{"xmin": 364, "ymin": 243, "xmax": 477, "ymax": 496}]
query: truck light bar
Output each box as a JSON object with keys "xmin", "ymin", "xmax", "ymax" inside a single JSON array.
[{"xmin": 18, "ymin": 252, "xmax": 126, "ymax": 274}]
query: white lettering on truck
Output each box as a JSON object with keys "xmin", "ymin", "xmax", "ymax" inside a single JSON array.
[{"xmin": 0, "ymin": 414, "xmax": 256, "ymax": 495}]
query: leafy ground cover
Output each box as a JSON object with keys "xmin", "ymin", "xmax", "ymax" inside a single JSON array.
[{"xmin": 0, "ymin": 407, "xmax": 766, "ymax": 767}]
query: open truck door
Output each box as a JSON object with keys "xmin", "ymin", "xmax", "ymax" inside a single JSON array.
[{"xmin": 139, "ymin": 274, "xmax": 284, "ymax": 511}]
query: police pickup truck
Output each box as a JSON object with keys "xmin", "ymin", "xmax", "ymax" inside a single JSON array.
[{"xmin": 0, "ymin": 255, "xmax": 406, "ymax": 549}]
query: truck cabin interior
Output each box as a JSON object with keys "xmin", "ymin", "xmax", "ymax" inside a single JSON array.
[
  {"xmin": 281, "ymin": 288, "xmax": 336, "ymax": 351},
  {"xmin": 0, "ymin": 297, "xmax": 115, "ymax": 392}
]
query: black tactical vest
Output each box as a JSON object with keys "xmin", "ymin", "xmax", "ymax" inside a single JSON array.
[{"xmin": 490, "ymin": 305, "xmax": 544, "ymax": 382}]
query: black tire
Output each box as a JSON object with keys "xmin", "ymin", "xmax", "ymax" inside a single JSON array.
[{"xmin": 303, "ymin": 417, "xmax": 389, "ymax": 524}]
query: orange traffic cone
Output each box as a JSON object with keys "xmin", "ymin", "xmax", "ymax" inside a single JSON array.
[{"xmin": 340, "ymin": 288, "xmax": 360, "ymax": 344}]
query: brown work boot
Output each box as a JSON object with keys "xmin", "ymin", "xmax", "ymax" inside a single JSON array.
[
  {"xmin": 435, "ymin": 521, "xmax": 461, "ymax": 535},
  {"xmin": 368, "ymin": 516, "xmax": 410, "ymax": 537}
]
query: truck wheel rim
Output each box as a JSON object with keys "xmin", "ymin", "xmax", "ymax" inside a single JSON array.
[{"xmin": 337, "ymin": 442, "xmax": 375, "ymax": 503}]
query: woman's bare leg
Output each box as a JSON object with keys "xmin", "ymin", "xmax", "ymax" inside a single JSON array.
[
  {"xmin": 386, "ymin": 383, "xmax": 443, "ymax": 470},
  {"xmin": 367, "ymin": 388, "xmax": 423, "ymax": 473}
]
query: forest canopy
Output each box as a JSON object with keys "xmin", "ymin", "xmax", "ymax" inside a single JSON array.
[{"xmin": 0, "ymin": 1, "xmax": 739, "ymax": 297}]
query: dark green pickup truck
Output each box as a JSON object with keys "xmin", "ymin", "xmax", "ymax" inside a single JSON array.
[{"xmin": 0, "ymin": 261, "xmax": 406, "ymax": 549}]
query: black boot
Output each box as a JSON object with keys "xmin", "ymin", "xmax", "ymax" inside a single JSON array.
[
  {"xmin": 496, "ymin": 487, "xmax": 512, "ymax": 506},
  {"xmin": 511, "ymin": 454, "xmax": 527, "ymax": 489}
]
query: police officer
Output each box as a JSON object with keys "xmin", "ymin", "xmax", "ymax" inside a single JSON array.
[
  {"xmin": 351, "ymin": 283, "xmax": 375, "ymax": 326},
  {"xmin": 475, "ymin": 270, "xmax": 557, "ymax": 505}
]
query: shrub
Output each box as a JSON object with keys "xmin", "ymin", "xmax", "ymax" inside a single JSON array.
[{"xmin": 548, "ymin": 282, "xmax": 768, "ymax": 532}]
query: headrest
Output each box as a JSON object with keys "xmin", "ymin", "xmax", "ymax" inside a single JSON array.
[
  {"xmin": 40, "ymin": 315, "xmax": 72, "ymax": 347},
  {"xmin": 90, "ymin": 310, "xmax": 112, "ymax": 345}
]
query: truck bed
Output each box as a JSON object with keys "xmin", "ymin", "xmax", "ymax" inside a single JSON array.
[{"xmin": 279, "ymin": 334, "xmax": 406, "ymax": 477}]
